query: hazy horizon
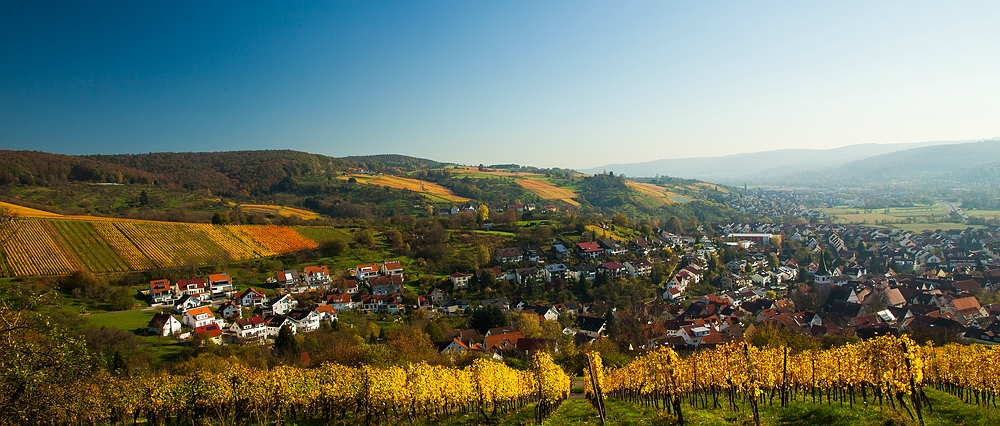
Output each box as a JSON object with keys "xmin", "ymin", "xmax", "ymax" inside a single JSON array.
[{"xmin": 3, "ymin": 1, "xmax": 999, "ymax": 169}]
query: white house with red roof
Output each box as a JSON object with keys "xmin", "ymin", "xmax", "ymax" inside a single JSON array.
[
  {"xmin": 380, "ymin": 261, "xmax": 404, "ymax": 278},
  {"xmin": 208, "ymin": 273, "xmax": 233, "ymax": 298},
  {"xmin": 182, "ymin": 306, "xmax": 217, "ymax": 329},
  {"xmin": 303, "ymin": 265, "xmax": 330, "ymax": 287},
  {"xmin": 149, "ymin": 279, "xmax": 177, "ymax": 305},
  {"xmin": 236, "ymin": 287, "xmax": 268, "ymax": 307},
  {"xmin": 354, "ymin": 263, "xmax": 379, "ymax": 280},
  {"xmin": 450, "ymin": 272, "xmax": 470, "ymax": 289}
]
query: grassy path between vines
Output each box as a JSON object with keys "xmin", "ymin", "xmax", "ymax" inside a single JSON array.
[{"xmin": 287, "ymin": 387, "xmax": 1000, "ymax": 426}]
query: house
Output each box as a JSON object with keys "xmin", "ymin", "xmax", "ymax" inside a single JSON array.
[
  {"xmin": 207, "ymin": 273, "xmax": 234, "ymax": 298},
  {"xmin": 276, "ymin": 270, "xmax": 299, "ymax": 288},
  {"xmin": 218, "ymin": 301, "xmax": 242, "ymax": 321},
  {"xmin": 450, "ymin": 272, "xmax": 471, "ymax": 289},
  {"xmin": 577, "ymin": 316, "xmax": 607, "ymax": 338},
  {"xmin": 147, "ymin": 312, "xmax": 182, "ymax": 336},
  {"xmin": 149, "ymin": 279, "xmax": 177, "ymax": 305},
  {"xmin": 576, "ymin": 242, "xmax": 604, "ymax": 259},
  {"xmin": 573, "ymin": 264, "xmax": 598, "ymax": 281},
  {"xmin": 599, "ymin": 262, "xmax": 627, "ymax": 279},
  {"xmin": 360, "ymin": 294, "xmax": 404, "ymax": 314},
  {"xmin": 229, "ymin": 316, "xmax": 266, "ymax": 342},
  {"xmin": 484, "ymin": 331, "xmax": 524, "ymax": 353},
  {"xmin": 551, "ymin": 244, "xmax": 569, "ymax": 260},
  {"xmin": 949, "ymin": 296, "xmax": 987, "ymax": 323},
  {"xmin": 480, "ymin": 298, "xmax": 510, "ymax": 311},
  {"xmin": 355, "ymin": 263, "xmax": 380, "ymax": 280},
  {"xmin": 324, "ymin": 293, "xmax": 354, "ymax": 311},
  {"xmin": 193, "ymin": 324, "xmax": 223, "ymax": 344},
  {"xmin": 524, "ymin": 304, "xmax": 559, "ymax": 322},
  {"xmin": 182, "ymin": 306, "xmax": 217, "ymax": 329},
  {"xmin": 340, "ymin": 279, "xmax": 360, "ymax": 294},
  {"xmin": 429, "ymin": 288, "xmax": 448, "ymax": 304},
  {"xmin": 172, "ymin": 294, "xmax": 203, "ymax": 314},
  {"xmin": 599, "ymin": 239, "xmax": 627, "ymax": 256},
  {"xmin": 543, "ymin": 264, "xmax": 570, "ymax": 282},
  {"xmin": 287, "ymin": 309, "xmax": 321, "ymax": 333},
  {"xmin": 265, "ymin": 315, "xmax": 296, "ymax": 337},
  {"xmin": 370, "ymin": 275, "xmax": 404, "ymax": 295},
  {"xmin": 303, "ymin": 266, "xmax": 330, "ymax": 287},
  {"xmin": 236, "ymin": 287, "xmax": 268, "ymax": 307},
  {"xmin": 266, "ymin": 294, "xmax": 299, "ymax": 316},
  {"xmin": 380, "ymin": 261, "xmax": 405, "ymax": 278},
  {"xmin": 494, "ymin": 247, "xmax": 523, "ymax": 264},
  {"xmin": 522, "ymin": 245, "xmax": 544, "ymax": 263},
  {"xmin": 176, "ymin": 278, "xmax": 209, "ymax": 299},
  {"xmin": 441, "ymin": 337, "xmax": 483, "ymax": 354},
  {"xmin": 515, "ymin": 267, "xmax": 543, "ymax": 285},
  {"xmin": 663, "ymin": 287, "xmax": 686, "ymax": 302},
  {"xmin": 315, "ymin": 305, "xmax": 338, "ymax": 322},
  {"xmin": 626, "ymin": 259, "xmax": 653, "ymax": 277}
]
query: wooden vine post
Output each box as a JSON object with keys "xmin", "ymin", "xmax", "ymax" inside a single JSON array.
[{"xmin": 586, "ymin": 353, "xmax": 607, "ymax": 425}]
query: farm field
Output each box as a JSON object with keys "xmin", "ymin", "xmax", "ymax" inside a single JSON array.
[
  {"xmin": 341, "ymin": 174, "xmax": 469, "ymax": 203},
  {"xmin": 515, "ymin": 178, "xmax": 580, "ymax": 206},
  {"xmin": 964, "ymin": 209, "xmax": 1000, "ymax": 220},
  {"xmin": 820, "ymin": 203, "xmax": 956, "ymax": 225},
  {"xmin": 0, "ymin": 217, "xmax": 322, "ymax": 277}
]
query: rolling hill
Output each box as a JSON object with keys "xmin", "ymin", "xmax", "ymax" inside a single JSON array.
[{"xmin": 580, "ymin": 139, "xmax": 985, "ymax": 183}]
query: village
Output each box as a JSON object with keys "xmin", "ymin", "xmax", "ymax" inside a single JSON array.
[{"xmin": 141, "ymin": 214, "xmax": 1000, "ymax": 359}]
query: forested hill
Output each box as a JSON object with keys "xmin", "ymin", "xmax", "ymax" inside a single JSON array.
[
  {"xmin": 0, "ymin": 149, "xmax": 744, "ymax": 224},
  {"xmin": 0, "ymin": 150, "xmax": 443, "ymax": 197}
]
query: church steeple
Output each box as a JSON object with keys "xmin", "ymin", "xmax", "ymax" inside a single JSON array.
[{"xmin": 817, "ymin": 249, "xmax": 830, "ymax": 276}]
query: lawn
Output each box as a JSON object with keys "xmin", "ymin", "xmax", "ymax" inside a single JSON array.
[
  {"xmin": 86, "ymin": 308, "xmax": 157, "ymax": 331},
  {"xmin": 295, "ymin": 226, "xmax": 351, "ymax": 244}
]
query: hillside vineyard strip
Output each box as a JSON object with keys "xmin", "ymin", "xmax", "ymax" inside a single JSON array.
[
  {"xmin": 50, "ymin": 220, "xmax": 130, "ymax": 273},
  {"xmin": 1, "ymin": 219, "xmax": 320, "ymax": 275},
  {"xmin": 1, "ymin": 219, "xmax": 79, "ymax": 276},
  {"xmin": 228, "ymin": 224, "xmax": 319, "ymax": 255},
  {"xmin": 40, "ymin": 354, "xmax": 570, "ymax": 425}
]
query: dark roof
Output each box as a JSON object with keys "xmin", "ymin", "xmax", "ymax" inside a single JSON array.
[{"xmin": 577, "ymin": 315, "xmax": 607, "ymax": 332}]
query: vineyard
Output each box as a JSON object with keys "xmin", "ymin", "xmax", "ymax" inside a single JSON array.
[
  {"xmin": 515, "ymin": 178, "xmax": 581, "ymax": 207},
  {"xmin": 16, "ymin": 354, "xmax": 570, "ymax": 426},
  {"xmin": 342, "ymin": 174, "xmax": 470, "ymax": 203},
  {"xmin": 587, "ymin": 336, "xmax": 1000, "ymax": 426},
  {"xmin": 0, "ymin": 220, "xmax": 80, "ymax": 276},
  {"xmin": 0, "ymin": 218, "xmax": 320, "ymax": 277}
]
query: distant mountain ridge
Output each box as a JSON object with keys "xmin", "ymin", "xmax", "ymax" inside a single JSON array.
[
  {"xmin": 581, "ymin": 139, "xmax": 988, "ymax": 183},
  {"xmin": 768, "ymin": 139, "xmax": 1000, "ymax": 187}
]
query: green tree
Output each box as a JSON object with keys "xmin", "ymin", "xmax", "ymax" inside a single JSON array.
[
  {"xmin": 273, "ymin": 325, "xmax": 300, "ymax": 361},
  {"xmin": 469, "ymin": 305, "xmax": 508, "ymax": 334},
  {"xmin": 424, "ymin": 322, "xmax": 444, "ymax": 342},
  {"xmin": 666, "ymin": 216, "xmax": 683, "ymax": 234}
]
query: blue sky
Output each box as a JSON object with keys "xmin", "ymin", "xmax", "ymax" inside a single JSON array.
[{"xmin": 2, "ymin": 1, "xmax": 998, "ymax": 168}]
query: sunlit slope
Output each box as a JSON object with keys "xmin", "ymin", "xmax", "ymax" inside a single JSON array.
[
  {"xmin": 515, "ymin": 178, "xmax": 581, "ymax": 207},
  {"xmin": 0, "ymin": 210, "xmax": 321, "ymax": 277},
  {"xmin": 341, "ymin": 174, "xmax": 469, "ymax": 203}
]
